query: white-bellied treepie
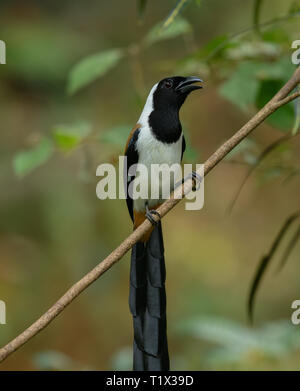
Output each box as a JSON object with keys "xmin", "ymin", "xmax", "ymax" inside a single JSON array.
[{"xmin": 124, "ymin": 76, "xmax": 203, "ymax": 371}]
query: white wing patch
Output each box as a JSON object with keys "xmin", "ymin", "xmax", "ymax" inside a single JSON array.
[{"xmin": 137, "ymin": 83, "xmax": 158, "ymax": 128}]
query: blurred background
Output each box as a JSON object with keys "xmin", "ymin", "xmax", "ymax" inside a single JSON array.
[{"xmin": 1, "ymin": 0, "xmax": 300, "ymax": 370}]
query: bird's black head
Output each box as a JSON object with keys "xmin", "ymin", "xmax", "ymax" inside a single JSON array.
[{"xmin": 152, "ymin": 76, "xmax": 203, "ymax": 111}]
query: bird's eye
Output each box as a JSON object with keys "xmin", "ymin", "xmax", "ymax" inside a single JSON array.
[{"xmin": 164, "ymin": 80, "xmax": 173, "ymax": 89}]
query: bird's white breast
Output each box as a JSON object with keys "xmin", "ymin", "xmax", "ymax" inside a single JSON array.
[
  {"xmin": 133, "ymin": 125, "xmax": 183, "ymax": 212},
  {"xmin": 137, "ymin": 126, "xmax": 182, "ymax": 168}
]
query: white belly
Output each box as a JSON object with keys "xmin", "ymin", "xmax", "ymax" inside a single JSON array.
[{"xmin": 133, "ymin": 127, "xmax": 182, "ymax": 212}]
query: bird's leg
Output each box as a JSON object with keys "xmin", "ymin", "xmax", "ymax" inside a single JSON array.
[
  {"xmin": 190, "ymin": 171, "xmax": 202, "ymax": 191},
  {"xmin": 175, "ymin": 171, "xmax": 202, "ymax": 192},
  {"xmin": 145, "ymin": 201, "xmax": 161, "ymax": 226}
]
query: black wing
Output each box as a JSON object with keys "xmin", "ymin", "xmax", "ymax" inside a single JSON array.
[{"xmin": 124, "ymin": 128, "xmax": 140, "ymax": 221}]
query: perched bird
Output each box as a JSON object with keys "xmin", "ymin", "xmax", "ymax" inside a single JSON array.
[{"xmin": 124, "ymin": 76, "xmax": 203, "ymax": 371}]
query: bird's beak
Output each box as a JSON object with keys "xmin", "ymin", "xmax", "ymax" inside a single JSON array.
[{"xmin": 175, "ymin": 76, "xmax": 203, "ymax": 94}]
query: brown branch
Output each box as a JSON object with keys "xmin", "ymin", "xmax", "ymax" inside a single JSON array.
[{"xmin": 0, "ymin": 66, "xmax": 299, "ymax": 364}]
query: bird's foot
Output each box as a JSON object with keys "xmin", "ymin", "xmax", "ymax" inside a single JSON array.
[
  {"xmin": 190, "ymin": 171, "xmax": 202, "ymax": 191},
  {"xmin": 145, "ymin": 203, "xmax": 161, "ymax": 226},
  {"xmin": 175, "ymin": 171, "xmax": 202, "ymax": 191}
]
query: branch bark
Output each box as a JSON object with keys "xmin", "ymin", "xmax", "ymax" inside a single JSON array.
[{"xmin": 1, "ymin": 66, "xmax": 299, "ymax": 364}]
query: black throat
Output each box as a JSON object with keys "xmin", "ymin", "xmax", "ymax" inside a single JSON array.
[{"xmin": 148, "ymin": 108, "xmax": 182, "ymax": 144}]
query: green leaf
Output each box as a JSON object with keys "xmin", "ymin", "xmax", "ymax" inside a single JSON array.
[
  {"xmin": 219, "ymin": 59, "xmax": 295, "ymax": 115},
  {"xmin": 261, "ymin": 28, "xmax": 290, "ymax": 44},
  {"xmin": 254, "ymin": 59, "xmax": 295, "ymax": 131},
  {"xmin": 13, "ymin": 138, "xmax": 54, "ymax": 178},
  {"xmin": 256, "ymin": 80, "xmax": 294, "ymax": 131},
  {"xmin": 67, "ymin": 48, "xmax": 123, "ymax": 95},
  {"xmin": 194, "ymin": 34, "xmax": 231, "ymax": 60},
  {"xmin": 99, "ymin": 125, "xmax": 131, "ymax": 147},
  {"xmin": 219, "ymin": 62, "xmax": 260, "ymax": 111},
  {"xmin": 144, "ymin": 17, "xmax": 191, "ymax": 46},
  {"xmin": 53, "ymin": 122, "xmax": 92, "ymax": 151}
]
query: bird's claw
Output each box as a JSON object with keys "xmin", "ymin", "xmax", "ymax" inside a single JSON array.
[
  {"xmin": 145, "ymin": 203, "xmax": 161, "ymax": 226},
  {"xmin": 191, "ymin": 171, "xmax": 202, "ymax": 191},
  {"xmin": 174, "ymin": 171, "xmax": 202, "ymax": 192}
]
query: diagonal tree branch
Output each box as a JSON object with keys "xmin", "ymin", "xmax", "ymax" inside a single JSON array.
[{"xmin": 0, "ymin": 66, "xmax": 299, "ymax": 364}]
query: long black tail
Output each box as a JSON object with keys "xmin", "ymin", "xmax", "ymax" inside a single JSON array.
[{"xmin": 129, "ymin": 222, "xmax": 169, "ymax": 371}]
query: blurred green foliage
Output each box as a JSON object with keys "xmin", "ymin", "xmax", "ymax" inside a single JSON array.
[
  {"xmin": 13, "ymin": 138, "xmax": 54, "ymax": 178},
  {"xmin": 68, "ymin": 49, "xmax": 124, "ymax": 95},
  {"xmin": 53, "ymin": 122, "xmax": 92, "ymax": 152},
  {"xmin": 145, "ymin": 17, "xmax": 191, "ymax": 45},
  {"xmin": 11, "ymin": 1, "xmax": 300, "ymax": 179},
  {"xmin": 177, "ymin": 316, "xmax": 300, "ymax": 369}
]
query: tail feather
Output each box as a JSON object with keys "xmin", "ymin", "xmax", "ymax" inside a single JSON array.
[
  {"xmin": 147, "ymin": 222, "xmax": 166, "ymax": 287},
  {"xmin": 133, "ymin": 340, "xmax": 145, "ymax": 370},
  {"xmin": 130, "ymin": 242, "xmax": 146, "ymax": 290},
  {"xmin": 130, "ymin": 242, "xmax": 146, "ymax": 351},
  {"xmin": 129, "ymin": 222, "xmax": 169, "ymax": 371}
]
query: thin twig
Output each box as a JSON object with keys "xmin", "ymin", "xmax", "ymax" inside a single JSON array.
[
  {"xmin": 0, "ymin": 66, "xmax": 299, "ymax": 364},
  {"xmin": 205, "ymin": 11, "xmax": 300, "ymax": 62},
  {"xmin": 276, "ymin": 223, "xmax": 300, "ymax": 273},
  {"xmin": 275, "ymin": 91, "xmax": 300, "ymax": 106}
]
